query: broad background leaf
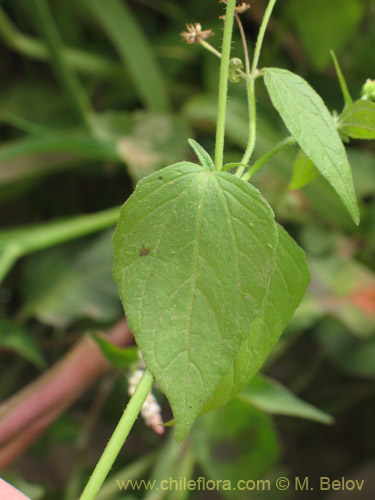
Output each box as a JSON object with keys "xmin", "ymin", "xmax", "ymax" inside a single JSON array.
[
  {"xmin": 264, "ymin": 68, "xmax": 360, "ymax": 224},
  {"xmin": 113, "ymin": 162, "xmax": 279, "ymax": 441},
  {"xmin": 85, "ymin": 0, "xmax": 169, "ymax": 113},
  {"xmin": 21, "ymin": 230, "xmax": 121, "ymax": 327},
  {"xmin": 192, "ymin": 400, "xmax": 280, "ymax": 499},
  {"xmin": 285, "ymin": 0, "xmax": 364, "ymax": 70},
  {"xmin": 203, "ymin": 225, "xmax": 309, "ymax": 413}
]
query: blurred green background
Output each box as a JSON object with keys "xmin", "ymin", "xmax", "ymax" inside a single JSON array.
[{"xmin": 0, "ymin": 0, "xmax": 374, "ymax": 499}]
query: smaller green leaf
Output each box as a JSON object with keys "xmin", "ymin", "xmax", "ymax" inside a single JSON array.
[
  {"xmin": 264, "ymin": 67, "xmax": 360, "ymax": 224},
  {"xmin": 237, "ymin": 374, "xmax": 333, "ymax": 424},
  {"xmin": 91, "ymin": 331, "xmax": 138, "ymax": 369},
  {"xmin": 0, "ymin": 319, "xmax": 46, "ymax": 368},
  {"xmin": 187, "ymin": 138, "xmax": 214, "ymax": 171},
  {"xmin": 289, "ymin": 150, "xmax": 320, "ymax": 190},
  {"xmin": 338, "ymin": 99, "xmax": 375, "ymax": 139}
]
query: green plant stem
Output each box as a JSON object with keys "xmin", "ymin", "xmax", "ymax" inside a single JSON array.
[
  {"xmin": 30, "ymin": 0, "xmax": 94, "ymax": 131},
  {"xmin": 96, "ymin": 452, "xmax": 157, "ymax": 500},
  {"xmin": 214, "ymin": 0, "xmax": 237, "ymax": 171},
  {"xmin": 0, "ymin": 206, "xmax": 120, "ymax": 284},
  {"xmin": 237, "ymin": 0, "xmax": 277, "ymax": 175},
  {"xmin": 237, "ymin": 77, "xmax": 256, "ymax": 173},
  {"xmin": 79, "ymin": 369, "xmax": 155, "ymax": 500},
  {"xmin": 251, "ymin": 0, "xmax": 277, "ymax": 74},
  {"xmin": 242, "ymin": 136, "xmax": 296, "ymax": 181}
]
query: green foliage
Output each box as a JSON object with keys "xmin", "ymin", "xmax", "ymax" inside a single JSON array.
[
  {"xmin": 113, "ymin": 161, "xmax": 281, "ymax": 440},
  {"xmin": 0, "ymin": 0, "xmax": 373, "ymax": 497},
  {"xmin": 91, "ymin": 332, "xmax": 138, "ymax": 369},
  {"xmin": 289, "ymin": 150, "xmax": 319, "ymax": 190},
  {"xmin": 264, "ymin": 68, "xmax": 360, "ymax": 224},
  {"xmin": 192, "ymin": 400, "xmax": 280, "ymax": 496},
  {"xmin": 188, "ymin": 138, "xmax": 215, "ymax": 171},
  {"xmin": 21, "ymin": 231, "xmax": 121, "ymax": 327},
  {"xmin": 285, "ymin": 0, "xmax": 364, "ymax": 70},
  {"xmin": 238, "ymin": 374, "xmax": 333, "ymax": 424},
  {"xmin": 85, "ymin": 0, "xmax": 169, "ymax": 113},
  {"xmin": 338, "ymin": 100, "xmax": 375, "ymax": 140},
  {"xmin": 203, "ymin": 225, "xmax": 309, "ymax": 413},
  {"xmin": 316, "ymin": 320, "xmax": 375, "ymax": 379},
  {"xmin": 0, "ymin": 319, "xmax": 45, "ymax": 368}
]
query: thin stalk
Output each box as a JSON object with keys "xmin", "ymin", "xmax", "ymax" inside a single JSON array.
[
  {"xmin": 214, "ymin": 0, "xmax": 237, "ymax": 171},
  {"xmin": 237, "ymin": 77, "xmax": 256, "ymax": 172},
  {"xmin": 65, "ymin": 376, "xmax": 116, "ymax": 500},
  {"xmin": 242, "ymin": 136, "xmax": 296, "ymax": 180},
  {"xmin": 251, "ymin": 0, "xmax": 277, "ymax": 75},
  {"xmin": 237, "ymin": 0, "xmax": 277, "ymax": 173},
  {"xmin": 199, "ymin": 39, "xmax": 221, "ymax": 59},
  {"xmin": 30, "ymin": 0, "xmax": 94, "ymax": 131},
  {"xmin": 79, "ymin": 369, "xmax": 155, "ymax": 500},
  {"xmin": 235, "ymin": 12, "xmax": 250, "ymax": 75}
]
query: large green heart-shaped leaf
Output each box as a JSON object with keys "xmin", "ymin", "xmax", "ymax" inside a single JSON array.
[
  {"xmin": 264, "ymin": 68, "xmax": 360, "ymax": 225},
  {"xmin": 203, "ymin": 225, "xmax": 310, "ymax": 413},
  {"xmin": 113, "ymin": 162, "xmax": 279, "ymax": 440}
]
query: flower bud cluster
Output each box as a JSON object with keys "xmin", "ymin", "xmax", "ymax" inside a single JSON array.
[{"xmin": 128, "ymin": 356, "xmax": 164, "ymax": 435}]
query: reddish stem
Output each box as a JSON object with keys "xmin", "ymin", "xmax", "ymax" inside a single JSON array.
[{"xmin": 0, "ymin": 319, "xmax": 133, "ymax": 469}]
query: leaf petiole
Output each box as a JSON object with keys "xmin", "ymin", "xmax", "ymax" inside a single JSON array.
[
  {"xmin": 237, "ymin": 0, "xmax": 277, "ymax": 175},
  {"xmin": 215, "ymin": 0, "xmax": 237, "ymax": 171},
  {"xmin": 242, "ymin": 136, "xmax": 296, "ymax": 181}
]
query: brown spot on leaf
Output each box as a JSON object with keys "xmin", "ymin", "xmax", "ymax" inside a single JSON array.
[{"xmin": 139, "ymin": 245, "xmax": 151, "ymax": 257}]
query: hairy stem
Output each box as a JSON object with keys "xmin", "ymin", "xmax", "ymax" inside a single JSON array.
[
  {"xmin": 237, "ymin": 0, "xmax": 278, "ymax": 173},
  {"xmin": 79, "ymin": 369, "xmax": 155, "ymax": 500},
  {"xmin": 251, "ymin": 0, "xmax": 277, "ymax": 75},
  {"xmin": 214, "ymin": 0, "xmax": 237, "ymax": 171},
  {"xmin": 235, "ymin": 12, "xmax": 250, "ymax": 75}
]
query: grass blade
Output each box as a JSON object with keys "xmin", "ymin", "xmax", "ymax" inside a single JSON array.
[
  {"xmin": 85, "ymin": 0, "xmax": 169, "ymax": 113},
  {"xmin": 29, "ymin": 0, "xmax": 94, "ymax": 130}
]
